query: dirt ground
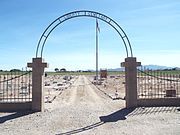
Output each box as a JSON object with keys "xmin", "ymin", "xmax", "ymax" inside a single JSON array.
[{"xmin": 0, "ymin": 75, "xmax": 180, "ymax": 135}]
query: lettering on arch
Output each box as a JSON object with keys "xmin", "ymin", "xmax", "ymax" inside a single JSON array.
[{"xmin": 36, "ymin": 10, "xmax": 133, "ymax": 58}]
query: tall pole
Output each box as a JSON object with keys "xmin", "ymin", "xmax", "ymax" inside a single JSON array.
[{"xmin": 96, "ymin": 19, "xmax": 99, "ymax": 83}]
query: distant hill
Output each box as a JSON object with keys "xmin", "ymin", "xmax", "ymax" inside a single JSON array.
[
  {"xmin": 107, "ymin": 68, "xmax": 124, "ymax": 71},
  {"xmin": 86, "ymin": 65, "xmax": 177, "ymax": 72},
  {"xmin": 107, "ymin": 65, "xmax": 175, "ymax": 71},
  {"xmin": 141, "ymin": 65, "xmax": 174, "ymax": 70}
]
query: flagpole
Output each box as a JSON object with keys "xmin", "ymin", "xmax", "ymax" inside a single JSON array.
[{"xmin": 96, "ymin": 19, "xmax": 98, "ymax": 84}]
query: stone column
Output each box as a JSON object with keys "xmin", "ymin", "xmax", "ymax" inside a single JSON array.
[
  {"xmin": 27, "ymin": 58, "xmax": 48, "ymax": 112},
  {"xmin": 121, "ymin": 57, "xmax": 141, "ymax": 108}
]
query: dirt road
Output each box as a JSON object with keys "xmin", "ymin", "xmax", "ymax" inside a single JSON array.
[
  {"xmin": 0, "ymin": 75, "xmax": 179, "ymax": 135},
  {"xmin": 59, "ymin": 75, "xmax": 110, "ymax": 105}
]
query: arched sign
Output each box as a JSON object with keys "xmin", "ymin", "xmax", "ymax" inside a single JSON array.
[{"xmin": 36, "ymin": 10, "xmax": 133, "ymax": 58}]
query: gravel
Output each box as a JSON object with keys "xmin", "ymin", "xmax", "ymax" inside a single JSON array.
[{"xmin": 0, "ymin": 75, "xmax": 179, "ymax": 135}]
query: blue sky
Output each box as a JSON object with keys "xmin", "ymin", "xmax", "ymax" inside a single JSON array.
[{"xmin": 0, "ymin": 0, "xmax": 180, "ymax": 71}]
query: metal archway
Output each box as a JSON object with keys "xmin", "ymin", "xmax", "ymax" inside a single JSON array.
[{"xmin": 36, "ymin": 10, "xmax": 133, "ymax": 58}]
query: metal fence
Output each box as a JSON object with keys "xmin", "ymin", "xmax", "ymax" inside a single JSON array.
[
  {"xmin": 0, "ymin": 70, "xmax": 32, "ymax": 103},
  {"xmin": 137, "ymin": 66, "xmax": 180, "ymax": 99}
]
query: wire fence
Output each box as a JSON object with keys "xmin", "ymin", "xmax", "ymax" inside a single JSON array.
[
  {"xmin": 0, "ymin": 70, "xmax": 32, "ymax": 103},
  {"xmin": 137, "ymin": 66, "xmax": 180, "ymax": 99}
]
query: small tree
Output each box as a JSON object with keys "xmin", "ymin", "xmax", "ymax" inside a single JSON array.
[
  {"xmin": 10, "ymin": 69, "xmax": 21, "ymax": 72},
  {"xmin": 54, "ymin": 68, "xmax": 59, "ymax": 72},
  {"xmin": 60, "ymin": 68, "xmax": 66, "ymax": 72}
]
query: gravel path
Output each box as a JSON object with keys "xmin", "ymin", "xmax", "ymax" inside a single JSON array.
[{"xmin": 0, "ymin": 75, "xmax": 180, "ymax": 135}]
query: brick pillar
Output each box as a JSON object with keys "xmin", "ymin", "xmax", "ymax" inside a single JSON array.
[
  {"xmin": 27, "ymin": 58, "xmax": 48, "ymax": 112},
  {"xmin": 121, "ymin": 57, "xmax": 141, "ymax": 108}
]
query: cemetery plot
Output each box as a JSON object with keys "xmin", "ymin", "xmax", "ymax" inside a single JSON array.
[
  {"xmin": 88, "ymin": 74, "xmax": 125, "ymax": 100},
  {"xmin": 0, "ymin": 72, "xmax": 32, "ymax": 102},
  {"xmin": 137, "ymin": 70, "xmax": 180, "ymax": 99},
  {"xmin": 44, "ymin": 74, "xmax": 77, "ymax": 103}
]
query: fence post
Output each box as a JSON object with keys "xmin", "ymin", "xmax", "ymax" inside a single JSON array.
[
  {"xmin": 27, "ymin": 58, "xmax": 48, "ymax": 112},
  {"xmin": 121, "ymin": 57, "xmax": 141, "ymax": 108}
]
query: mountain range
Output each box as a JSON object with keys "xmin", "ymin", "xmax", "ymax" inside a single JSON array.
[{"xmin": 107, "ymin": 65, "xmax": 175, "ymax": 71}]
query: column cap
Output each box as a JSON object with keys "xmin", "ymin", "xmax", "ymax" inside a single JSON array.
[
  {"xmin": 27, "ymin": 58, "xmax": 48, "ymax": 68},
  {"xmin": 121, "ymin": 57, "xmax": 141, "ymax": 67}
]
